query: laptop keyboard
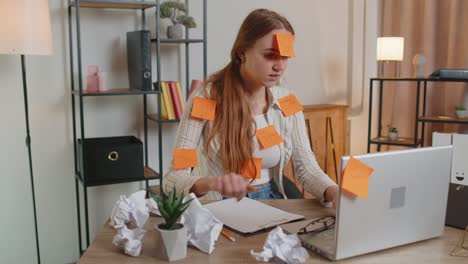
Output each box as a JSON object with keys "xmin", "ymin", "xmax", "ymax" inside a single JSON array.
[{"xmin": 299, "ymin": 228, "xmax": 336, "ymax": 256}]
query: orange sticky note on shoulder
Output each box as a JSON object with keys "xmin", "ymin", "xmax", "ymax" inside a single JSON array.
[
  {"xmin": 241, "ymin": 158, "xmax": 262, "ymax": 179},
  {"xmin": 173, "ymin": 148, "xmax": 198, "ymax": 169},
  {"xmin": 341, "ymin": 157, "xmax": 374, "ymax": 199},
  {"xmin": 256, "ymin": 125, "xmax": 284, "ymax": 149},
  {"xmin": 191, "ymin": 97, "xmax": 216, "ymax": 121},
  {"xmin": 274, "ymin": 33, "xmax": 295, "ymax": 58},
  {"xmin": 278, "ymin": 94, "xmax": 303, "ymax": 117}
]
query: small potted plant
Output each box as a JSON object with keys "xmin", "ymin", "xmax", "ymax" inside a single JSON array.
[
  {"xmin": 159, "ymin": 1, "xmax": 197, "ymax": 39},
  {"xmin": 455, "ymin": 106, "xmax": 467, "ymax": 118},
  {"xmin": 388, "ymin": 126, "xmax": 398, "ymax": 140},
  {"xmin": 151, "ymin": 187, "xmax": 193, "ymax": 261}
]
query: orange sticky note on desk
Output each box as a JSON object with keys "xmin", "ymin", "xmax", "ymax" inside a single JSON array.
[
  {"xmin": 274, "ymin": 33, "xmax": 295, "ymax": 58},
  {"xmin": 191, "ymin": 97, "xmax": 216, "ymax": 121},
  {"xmin": 241, "ymin": 158, "xmax": 262, "ymax": 179},
  {"xmin": 341, "ymin": 157, "xmax": 374, "ymax": 199},
  {"xmin": 256, "ymin": 125, "xmax": 284, "ymax": 149},
  {"xmin": 278, "ymin": 94, "xmax": 303, "ymax": 117},
  {"xmin": 173, "ymin": 148, "xmax": 198, "ymax": 169}
]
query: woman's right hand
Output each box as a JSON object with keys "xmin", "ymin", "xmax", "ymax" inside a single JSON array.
[{"xmin": 191, "ymin": 173, "xmax": 257, "ymax": 200}]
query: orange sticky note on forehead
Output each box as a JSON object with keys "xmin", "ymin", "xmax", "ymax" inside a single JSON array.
[
  {"xmin": 274, "ymin": 33, "xmax": 295, "ymax": 58},
  {"xmin": 278, "ymin": 94, "xmax": 303, "ymax": 117},
  {"xmin": 341, "ymin": 157, "xmax": 374, "ymax": 199},
  {"xmin": 256, "ymin": 125, "xmax": 284, "ymax": 149},
  {"xmin": 173, "ymin": 148, "xmax": 198, "ymax": 169},
  {"xmin": 191, "ymin": 97, "xmax": 216, "ymax": 121},
  {"xmin": 241, "ymin": 158, "xmax": 262, "ymax": 179}
]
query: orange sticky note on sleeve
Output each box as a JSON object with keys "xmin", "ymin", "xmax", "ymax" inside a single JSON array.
[
  {"xmin": 241, "ymin": 158, "xmax": 262, "ymax": 179},
  {"xmin": 278, "ymin": 94, "xmax": 303, "ymax": 117},
  {"xmin": 173, "ymin": 148, "xmax": 198, "ymax": 169},
  {"xmin": 274, "ymin": 33, "xmax": 295, "ymax": 58},
  {"xmin": 191, "ymin": 97, "xmax": 216, "ymax": 121},
  {"xmin": 341, "ymin": 157, "xmax": 374, "ymax": 199},
  {"xmin": 256, "ymin": 125, "xmax": 284, "ymax": 149}
]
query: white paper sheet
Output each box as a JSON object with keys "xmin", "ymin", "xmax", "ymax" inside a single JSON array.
[{"xmin": 204, "ymin": 198, "xmax": 304, "ymax": 233}]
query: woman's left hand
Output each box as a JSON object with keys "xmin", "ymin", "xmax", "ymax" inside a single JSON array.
[{"xmin": 324, "ymin": 185, "xmax": 339, "ymax": 209}]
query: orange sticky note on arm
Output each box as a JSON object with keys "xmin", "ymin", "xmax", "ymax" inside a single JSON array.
[
  {"xmin": 256, "ymin": 125, "xmax": 284, "ymax": 149},
  {"xmin": 190, "ymin": 97, "xmax": 216, "ymax": 121},
  {"xmin": 341, "ymin": 157, "xmax": 374, "ymax": 199},
  {"xmin": 274, "ymin": 33, "xmax": 295, "ymax": 58},
  {"xmin": 173, "ymin": 148, "xmax": 198, "ymax": 169},
  {"xmin": 278, "ymin": 94, "xmax": 303, "ymax": 117},
  {"xmin": 241, "ymin": 158, "xmax": 262, "ymax": 179}
]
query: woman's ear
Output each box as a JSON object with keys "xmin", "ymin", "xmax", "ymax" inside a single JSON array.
[{"xmin": 237, "ymin": 51, "xmax": 246, "ymax": 64}]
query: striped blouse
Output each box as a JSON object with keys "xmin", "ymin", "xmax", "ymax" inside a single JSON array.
[{"xmin": 162, "ymin": 84, "xmax": 336, "ymax": 201}]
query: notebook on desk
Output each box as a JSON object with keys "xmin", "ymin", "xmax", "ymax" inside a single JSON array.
[
  {"xmin": 204, "ymin": 197, "xmax": 304, "ymax": 234},
  {"xmin": 298, "ymin": 146, "xmax": 453, "ymax": 260}
]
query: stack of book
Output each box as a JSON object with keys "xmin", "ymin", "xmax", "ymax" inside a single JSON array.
[{"xmin": 155, "ymin": 81, "xmax": 185, "ymax": 120}]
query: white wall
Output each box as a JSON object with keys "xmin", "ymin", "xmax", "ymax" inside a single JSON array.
[{"xmin": 0, "ymin": 0, "xmax": 378, "ymax": 263}]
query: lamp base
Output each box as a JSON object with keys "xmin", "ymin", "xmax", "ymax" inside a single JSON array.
[{"xmin": 378, "ymin": 61, "xmax": 401, "ymax": 78}]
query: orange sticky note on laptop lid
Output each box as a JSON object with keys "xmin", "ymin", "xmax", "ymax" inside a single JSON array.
[
  {"xmin": 241, "ymin": 158, "xmax": 262, "ymax": 179},
  {"xmin": 341, "ymin": 157, "xmax": 374, "ymax": 199},
  {"xmin": 278, "ymin": 94, "xmax": 303, "ymax": 117},
  {"xmin": 173, "ymin": 148, "xmax": 198, "ymax": 169},
  {"xmin": 274, "ymin": 33, "xmax": 295, "ymax": 58},
  {"xmin": 256, "ymin": 125, "xmax": 284, "ymax": 149},
  {"xmin": 191, "ymin": 97, "xmax": 216, "ymax": 121}
]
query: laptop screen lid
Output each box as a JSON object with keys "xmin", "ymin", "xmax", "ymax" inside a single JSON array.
[{"xmin": 334, "ymin": 146, "xmax": 453, "ymax": 260}]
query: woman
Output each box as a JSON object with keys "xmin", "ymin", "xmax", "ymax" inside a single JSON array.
[{"xmin": 163, "ymin": 8, "xmax": 339, "ymax": 207}]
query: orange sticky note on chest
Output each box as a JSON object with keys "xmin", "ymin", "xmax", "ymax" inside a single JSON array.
[
  {"xmin": 278, "ymin": 94, "xmax": 303, "ymax": 117},
  {"xmin": 341, "ymin": 157, "xmax": 374, "ymax": 199},
  {"xmin": 173, "ymin": 148, "xmax": 198, "ymax": 169},
  {"xmin": 256, "ymin": 125, "xmax": 284, "ymax": 149},
  {"xmin": 274, "ymin": 33, "xmax": 295, "ymax": 58},
  {"xmin": 191, "ymin": 97, "xmax": 216, "ymax": 121},
  {"xmin": 241, "ymin": 158, "xmax": 262, "ymax": 179}
]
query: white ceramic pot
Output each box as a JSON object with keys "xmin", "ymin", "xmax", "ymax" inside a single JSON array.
[
  {"xmin": 154, "ymin": 224, "xmax": 187, "ymax": 261},
  {"xmin": 167, "ymin": 23, "xmax": 184, "ymax": 39},
  {"xmin": 389, "ymin": 132, "xmax": 398, "ymax": 140},
  {"xmin": 455, "ymin": 110, "xmax": 467, "ymax": 118},
  {"xmin": 158, "ymin": 18, "xmax": 174, "ymax": 39}
]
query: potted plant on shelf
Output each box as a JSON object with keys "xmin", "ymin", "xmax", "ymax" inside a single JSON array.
[
  {"xmin": 159, "ymin": 0, "xmax": 197, "ymax": 39},
  {"xmin": 455, "ymin": 106, "xmax": 467, "ymax": 118},
  {"xmin": 388, "ymin": 126, "xmax": 398, "ymax": 140},
  {"xmin": 151, "ymin": 187, "xmax": 193, "ymax": 261}
]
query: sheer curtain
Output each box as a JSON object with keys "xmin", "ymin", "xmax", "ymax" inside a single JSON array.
[{"xmin": 380, "ymin": 0, "xmax": 468, "ymax": 146}]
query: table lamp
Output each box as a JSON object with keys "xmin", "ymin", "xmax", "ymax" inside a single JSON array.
[
  {"xmin": 377, "ymin": 37, "xmax": 404, "ymax": 77},
  {"xmin": 0, "ymin": 1, "xmax": 53, "ymax": 263}
]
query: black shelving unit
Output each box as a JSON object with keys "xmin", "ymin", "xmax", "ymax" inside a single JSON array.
[
  {"xmin": 68, "ymin": 0, "xmax": 207, "ymax": 255},
  {"xmin": 367, "ymin": 77, "xmax": 468, "ymax": 153},
  {"xmin": 68, "ymin": 0, "xmax": 160, "ymax": 254}
]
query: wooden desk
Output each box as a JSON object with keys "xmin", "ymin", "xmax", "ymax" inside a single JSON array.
[{"xmin": 78, "ymin": 199, "xmax": 466, "ymax": 263}]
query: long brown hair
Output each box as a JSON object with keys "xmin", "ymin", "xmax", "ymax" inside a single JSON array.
[{"xmin": 205, "ymin": 9, "xmax": 294, "ymax": 174}]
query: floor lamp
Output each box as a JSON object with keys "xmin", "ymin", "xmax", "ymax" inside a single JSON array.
[{"xmin": 0, "ymin": 1, "xmax": 53, "ymax": 263}]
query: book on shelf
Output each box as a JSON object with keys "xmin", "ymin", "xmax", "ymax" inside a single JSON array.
[
  {"xmin": 175, "ymin": 81, "xmax": 185, "ymax": 112},
  {"xmin": 153, "ymin": 81, "xmax": 188, "ymax": 120},
  {"xmin": 153, "ymin": 82, "xmax": 168, "ymax": 119},
  {"xmin": 161, "ymin": 81, "xmax": 176, "ymax": 120},
  {"xmin": 168, "ymin": 81, "xmax": 183, "ymax": 119}
]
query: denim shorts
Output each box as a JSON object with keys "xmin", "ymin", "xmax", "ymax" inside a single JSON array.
[{"xmin": 246, "ymin": 181, "xmax": 283, "ymax": 200}]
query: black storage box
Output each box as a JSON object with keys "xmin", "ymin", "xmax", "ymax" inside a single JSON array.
[{"xmin": 78, "ymin": 136, "xmax": 144, "ymax": 185}]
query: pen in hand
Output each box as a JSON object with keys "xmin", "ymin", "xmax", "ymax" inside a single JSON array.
[{"xmin": 221, "ymin": 228, "xmax": 236, "ymax": 242}]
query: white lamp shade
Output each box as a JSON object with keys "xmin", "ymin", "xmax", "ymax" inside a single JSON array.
[
  {"xmin": 0, "ymin": 0, "xmax": 53, "ymax": 55},
  {"xmin": 376, "ymin": 37, "xmax": 404, "ymax": 61}
]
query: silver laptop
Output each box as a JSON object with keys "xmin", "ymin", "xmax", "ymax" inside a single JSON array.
[{"xmin": 299, "ymin": 146, "xmax": 453, "ymax": 260}]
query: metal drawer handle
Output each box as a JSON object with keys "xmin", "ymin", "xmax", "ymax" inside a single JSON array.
[{"xmin": 108, "ymin": 151, "xmax": 119, "ymax": 161}]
